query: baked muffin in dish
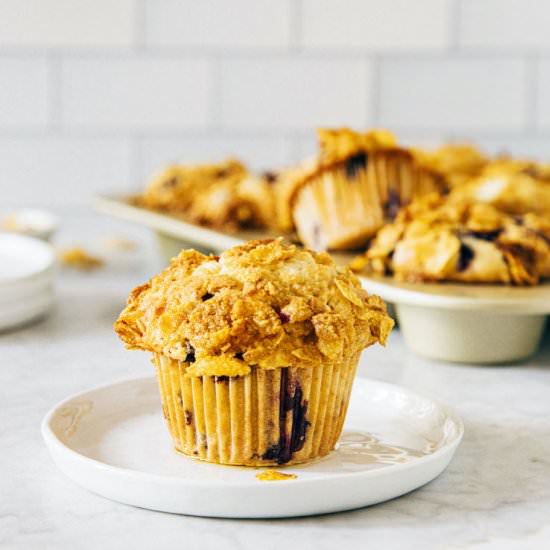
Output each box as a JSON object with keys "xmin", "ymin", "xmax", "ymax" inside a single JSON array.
[
  {"xmin": 138, "ymin": 158, "xmax": 276, "ymax": 231},
  {"xmin": 352, "ymin": 194, "xmax": 550, "ymax": 285},
  {"xmin": 115, "ymin": 238, "xmax": 393, "ymax": 466},
  {"xmin": 271, "ymin": 158, "xmax": 318, "ymax": 233},
  {"xmin": 288, "ymin": 129, "xmax": 445, "ymax": 251},
  {"xmin": 413, "ymin": 143, "xmax": 487, "ymax": 188},
  {"xmin": 140, "ymin": 158, "xmax": 247, "ymax": 213},
  {"xmin": 449, "ymin": 161, "xmax": 550, "ymax": 218}
]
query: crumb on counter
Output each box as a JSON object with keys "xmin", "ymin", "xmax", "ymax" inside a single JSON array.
[
  {"xmin": 59, "ymin": 247, "xmax": 104, "ymax": 271},
  {"xmin": 102, "ymin": 236, "xmax": 137, "ymax": 251},
  {"xmin": 255, "ymin": 470, "xmax": 298, "ymax": 482},
  {"xmin": 1, "ymin": 214, "xmax": 20, "ymax": 231}
]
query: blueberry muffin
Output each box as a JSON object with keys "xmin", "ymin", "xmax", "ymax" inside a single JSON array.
[
  {"xmin": 352, "ymin": 194, "xmax": 550, "ymax": 285},
  {"xmin": 449, "ymin": 161, "xmax": 550, "ymax": 218},
  {"xmin": 140, "ymin": 158, "xmax": 247, "ymax": 214},
  {"xmin": 413, "ymin": 143, "xmax": 487, "ymax": 188},
  {"xmin": 115, "ymin": 239, "xmax": 393, "ymax": 466},
  {"xmin": 138, "ymin": 158, "xmax": 275, "ymax": 231},
  {"xmin": 288, "ymin": 128, "xmax": 444, "ymax": 251}
]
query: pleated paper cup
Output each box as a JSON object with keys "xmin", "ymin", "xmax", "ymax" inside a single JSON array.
[
  {"xmin": 292, "ymin": 150, "xmax": 442, "ymax": 251},
  {"xmin": 153, "ymin": 352, "xmax": 360, "ymax": 466}
]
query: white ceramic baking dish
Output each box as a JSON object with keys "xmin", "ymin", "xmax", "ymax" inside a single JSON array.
[{"xmin": 95, "ymin": 195, "xmax": 550, "ymax": 364}]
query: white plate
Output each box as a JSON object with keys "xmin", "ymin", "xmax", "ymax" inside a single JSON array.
[
  {"xmin": 1, "ymin": 208, "xmax": 59, "ymax": 241},
  {"xmin": 0, "ymin": 233, "xmax": 55, "ymax": 284},
  {"xmin": 0, "ymin": 287, "xmax": 54, "ymax": 331},
  {"xmin": 42, "ymin": 376, "xmax": 463, "ymax": 518}
]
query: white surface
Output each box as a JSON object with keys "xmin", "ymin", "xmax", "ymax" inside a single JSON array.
[
  {"xmin": 0, "ymin": 233, "xmax": 54, "ymax": 282},
  {"xmin": 302, "ymin": 0, "xmax": 450, "ymax": 50},
  {"xmin": 61, "ymin": 59, "xmax": 212, "ymax": 129},
  {"xmin": 458, "ymin": 0, "xmax": 550, "ymax": 49},
  {"xmin": 145, "ymin": 0, "xmax": 292, "ymax": 48},
  {"xmin": 0, "ymin": 233, "xmax": 56, "ymax": 331},
  {"xmin": 0, "ymin": 0, "xmax": 134, "ymax": 47},
  {"xmin": 2, "ymin": 213, "xmax": 550, "ymax": 549},
  {"xmin": 1, "ymin": 208, "xmax": 59, "ymax": 241},
  {"xmin": 536, "ymin": 60, "xmax": 550, "ymax": 129},
  {"xmin": 0, "ymin": 286, "xmax": 54, "ymax": 331},
  {"xmin": 42, "ymin": 377, "xmax": 462, "ymax": 518},
  {"xmin": 379, "ymin": 58, "xmax": 527, "ymax": 130},
  {"xmin": 220, "ymin": 58, "xmax": 372, "ymax": 128},
  {"xmin": 0, "ymin": 58, "xmax": 50, "ymax": 127},
  {"xmin": 0, "ymin": 138, "xmax": 133, "ymax": 208}
]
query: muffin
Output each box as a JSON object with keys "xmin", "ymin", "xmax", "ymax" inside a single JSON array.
[
  {"xmin": 449, "ymin": 162, "xmax": 550, "ymax": 218},
  {"xmin": 138, "ymin": 159, "xmax": 279, "ymax": 232},
  {"xmin": 272, "ymin": 158, "xmax": 319, "ymax": 233},
  {"xmin": 185, "ymin": 173, "xmax": 276, "ymax": 232},
  {"xmin": 115, "ymin": 239, "xmax": 393, "ymax": 466},
  {"xmin": 289, "ymin": 128, "xmax": 445, "ymax": 251},
  {"xmin": 413, "ymin": 143, "xmax": 487, "ymax": 188},
  {"xmin": 352, "ymin": 194, "xmax": 550, "ymax": 285},
  {"xmin": 140, "ymin": 158, "xmax": 247, "ymax": 214}
]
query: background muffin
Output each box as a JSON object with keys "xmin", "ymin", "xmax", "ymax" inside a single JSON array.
[
  {"xmin": 290, "ymin": 129, "xmax": 444, "ymax": 251},
  {"xmin": 115, "ymin": 238, "xmax": 393, "ymax": 466},
  {"xmin": 353, "ymin": 195, "xmax": 550, "ymax": 285}
]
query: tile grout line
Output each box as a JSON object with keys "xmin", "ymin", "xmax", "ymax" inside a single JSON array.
[
  {"xmin": 47, "ymin": 53, "xmax": 63, "ymax": 132},
  {"xmin": 133, "ymin": 0, "xmax": 148, "ymax": 51},
  {"xmin": 526, "ymin": 54, "xmax": 540, "ymax": 133},
  {"xmin": 129, "ymin": 136, "xmax": 143, "ymax": 188},
  {"xmin": 370, "ymin": 54, "xmax": 381, "ymax": 127},
  {"xmin": 289, "ymin": 0, "xmax": 303, "ymax": 53},
  {"xmin": 210, "ymin": 54, "xmax": 222, "ymax": 131},
  {"xmin": 449, "ymin": 0, "xmax": 461, "ymax": 53}
]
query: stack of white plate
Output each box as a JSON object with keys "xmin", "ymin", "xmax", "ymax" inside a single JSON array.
[{"xmin": 0, "ymin": 233, "xmax": 56, "ymax": 331}]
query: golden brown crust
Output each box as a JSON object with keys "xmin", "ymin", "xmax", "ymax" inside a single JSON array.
[
  {"xmin": 317, "ymin": 128, "xmax": 399, "ymax": 164},
  {"xmin": 136, "ymin": 158, "xmax": 277, "ymax": 231},
  {"xmin": 291, "ymin": 128, "xmax": 404, "ymax": 193},
  {"xmin": 140, "ymin": 158, "xmax": 247, "ymax": 213},
  {"xmin": 353, "ymin": 194, "xmax": 550, "ymax": 285},
  {"xmin": 115, "ymin": 239, "xmax": 394, "ymax": 375},
  {"xmin": 449, "ymin": 164, "xmax": 550, "ymax": 218},
  {"xmin": 412, "ymin": 143, "xmax": 488, "ymax": 187}
]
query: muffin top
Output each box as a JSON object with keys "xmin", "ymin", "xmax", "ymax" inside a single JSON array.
[
  {"xmin": 449, "ymin": 164, "xmax": 550, "ymax": 218},
  {"xmin": 317, "ymin": 128, "xmax": 399, "ymax": 164},
  {"xmin": 353, "ymin": 194, "xmax": 550, "ymax": 285},
  {"xmin": 115, "ymin": 239, "xmax": 393, "ymax": 376},
  {"xmin": 139, "ymin": 158, "xmax": 247, "ymax": 213},
  {"xmin": 412, "ymin": 144, "xmax": 487, "ymax": 187}
]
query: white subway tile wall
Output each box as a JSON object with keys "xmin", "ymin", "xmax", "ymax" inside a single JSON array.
[
  {"xmin": 0, "ymin": 0, "xmax": 548, "ymax": 207},
  {"xmin": 220, "ymin": 58, "xmax": 373, "ymax": 129}
]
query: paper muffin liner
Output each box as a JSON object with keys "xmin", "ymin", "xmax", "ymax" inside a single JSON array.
[
  {"xmin": 153, "ymin": 352, "xmax": 359, "ymax": 466},
  {"xmin": 293, "ymin": 151, "xmax": 441, "ymax": 250}
]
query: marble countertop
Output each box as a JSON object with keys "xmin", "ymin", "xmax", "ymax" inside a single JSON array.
[{"xmin": 1, "ymin": 213, "xmax": 550, "ymax": 550}]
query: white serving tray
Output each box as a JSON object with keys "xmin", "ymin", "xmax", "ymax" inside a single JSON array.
[
  {"xmin": 95, "ymin": 195, "xmax": 550, "ymax": 364},
  {"xmin": 42, "ymin": 376, "xmax": 463, "ymax": 518}
]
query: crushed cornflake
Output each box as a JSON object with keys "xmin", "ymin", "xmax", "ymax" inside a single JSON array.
[
  {"xmin": 255, "ymin": 469, "xmax": 297, "ymax": 482},
  {"xmin": 59, "ymin": 247, "xmax": 104, "ymax": 271}
]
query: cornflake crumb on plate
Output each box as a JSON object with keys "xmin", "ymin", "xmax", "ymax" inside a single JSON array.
[
  {"xmin": 255, "ymin": 470, "xmax": 298, "ymax": 482},
  {"xmin": 59, "ymin": 247, "xmax": 104, "ymax": 271}
]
